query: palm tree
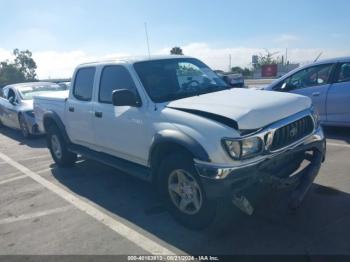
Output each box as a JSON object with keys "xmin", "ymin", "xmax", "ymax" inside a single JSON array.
[{"xmin": 170, "ymin": 47, "xmax": 184, "ymax": 55}]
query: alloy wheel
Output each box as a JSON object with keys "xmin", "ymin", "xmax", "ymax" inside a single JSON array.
[
  {"xmin": 168, "ymin": 169, "xmax": 203, "ymax": 215},
  {"xmin": 19, "ymin": 116, "xmax": 29, "ymax": 138}
]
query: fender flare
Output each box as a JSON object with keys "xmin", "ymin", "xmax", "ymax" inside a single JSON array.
[
  {"xmin": 43, "ymin": 111, "xmax": 71, "ymax": 144},
  {"xmin": 148, "ymin": 129, "xmax": 210, "ymax": 168}
]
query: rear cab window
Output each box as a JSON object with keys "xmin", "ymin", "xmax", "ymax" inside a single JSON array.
[{"xmin": 73, "ymin": 67, "xmax": 96, "ymax": 101}]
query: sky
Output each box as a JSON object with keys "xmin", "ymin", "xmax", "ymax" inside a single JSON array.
[{"xmin": 0, "ymin": 0, "xmax": 349, "ymax": 79}]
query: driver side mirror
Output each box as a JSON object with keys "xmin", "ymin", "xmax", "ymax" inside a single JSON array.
[{"xmin": 112, "ymin": 89, "xmax": 141, "ymax": 107}]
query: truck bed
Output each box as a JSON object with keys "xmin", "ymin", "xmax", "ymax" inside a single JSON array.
[{"xmin": 33, "ymin": 90, "xmax": 69, "ymax": 133}]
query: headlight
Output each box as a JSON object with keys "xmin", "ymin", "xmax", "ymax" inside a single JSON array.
[
  {"xmin": 25, "ymin": 110, "xmax": 35, "ymax": 118},
  {"xmin": 311, "ymin": 107, "xmax": 320, "ymax": 127},
  {"xmin": 223, "ymin": 137, "xmax": 263, "ymax": 160}
]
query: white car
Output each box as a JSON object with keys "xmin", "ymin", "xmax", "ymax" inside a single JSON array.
[
  {"xmin": 34, "ymin": 56, "xmax": 326, "ymax": 229},
  {"xmin": 0, "ymin": 82, "xmax": 66, "ymax": 138}
]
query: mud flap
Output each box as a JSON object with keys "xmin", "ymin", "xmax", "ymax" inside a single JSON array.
[{"xmin": 232, "ymin": 195, "xmax": 254, "ymax": 215}]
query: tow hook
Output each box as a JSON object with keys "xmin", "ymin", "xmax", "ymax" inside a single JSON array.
[{"xmin": 232, "ymin": 195, "xmax": 254, "ymax": 215}]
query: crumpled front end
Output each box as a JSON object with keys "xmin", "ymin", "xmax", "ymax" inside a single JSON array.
[{"xmin": 195, "ymin": 115, "xmax": 326, "ymax": 215}]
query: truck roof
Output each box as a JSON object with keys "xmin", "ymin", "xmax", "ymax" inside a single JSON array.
[{"xmin": 78, "ymin": 55, "xmax": 194, "ymax": 67}]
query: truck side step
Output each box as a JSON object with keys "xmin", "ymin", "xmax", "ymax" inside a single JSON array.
[{"xmin": 68, "ymin": 144, "xmax": 152, "ymax": 182}]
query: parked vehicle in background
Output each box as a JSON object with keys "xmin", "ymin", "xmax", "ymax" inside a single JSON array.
[
  {"xmin": 0, "ymin": 82, "xmax": 66, "ymax": 138},
  {"xmin": 225, "ymin": 73, "xmax": 245, "ymax": 87},
  {"xmin": 264, "ymin": 57, "xmax": 350, "ymax": 127},
  {"xmin": 57, "ymin": 81, "xmax": 71, "ymax": 90},
  {"xmin": 34, "ymin": 56, "xmax": 325, "ymax": 229},
  {"xmin": 215, "ymin": 71, "xmax": 245, "ymax": 87}
]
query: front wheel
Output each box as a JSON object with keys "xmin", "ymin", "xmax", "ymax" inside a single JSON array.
[
  {"xmin": 19, "ymin": 114, "xmax": 31, "ymax": 138},
  {"xmin": 158, "ymin": 153, "xmax": 217, "ymax": 229},
  {"xmin": 47, "ymin": 125, "xmax": 77, "ymax": 167}
]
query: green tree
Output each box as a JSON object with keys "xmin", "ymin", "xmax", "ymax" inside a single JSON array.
[
  {"xmin": 256, "ymin": 49, "xmax": 282, "ymax": 67},
  {"xmin": 170, "ymin": 46, "xmax": 184, "ymax": 55},
  {"xmin": 231, "ymin": 66, "xmax": 252, "ymax": 77},
  {"xmin": 13, "ymin": 49, "xmax": 37, "ymax": 80},
  {"xmin": 0, "ymin": 62, "xmax": 25, "ymax": 87},
  {"xmin": 0, "ymin": 49, "xmax": 37, "ymax": 87}
]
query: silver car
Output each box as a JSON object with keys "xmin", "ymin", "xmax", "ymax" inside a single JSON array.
[
  {"xmin": 0, "ymin": 82, "xmax": 66, "ymax": 138},
  {"xmin": 264, "ymin": 57, "xmax": 350, "ymax": 127}
]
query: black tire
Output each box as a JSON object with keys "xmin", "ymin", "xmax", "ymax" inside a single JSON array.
[
  {"xmin": 19, "ymin": 114, "xmax": 31, "ymax": 139},
  {"xmin": 46, "ymin": 124, "xmax": 77, "ymax": 167},
  {"xmin": 158, "ymin": 153, "xmax": 218, "ymax": 229}
]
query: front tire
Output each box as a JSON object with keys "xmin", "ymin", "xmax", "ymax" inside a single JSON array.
[
  {"xmin": 19, "ymin": 114, "xmax": 31, "ymax": 138},
  {"xmin": 158, "ymin": 153, "xmax": 217, "ymax": 229},
  {"xmin": 47, "ymin": 125, "xmax": 77, "ymax": 167}
]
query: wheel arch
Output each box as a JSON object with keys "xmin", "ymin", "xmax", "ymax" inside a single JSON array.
[
  {"xmin": 148, "ymin": 130, "xmax": 210, "ymax": 183},
  {"xmin": 43, "ymin": 111, "xmax": 71, "ymax": 144}
]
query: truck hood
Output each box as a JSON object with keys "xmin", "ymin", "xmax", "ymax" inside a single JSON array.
[{"xmin": 165, "ymin": 89, "xmax": 311, "ymax": 130}]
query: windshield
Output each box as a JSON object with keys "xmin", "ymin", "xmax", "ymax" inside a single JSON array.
[
  {"xmin": 18, "ymin": 84, "xmax": 66, "ymax": 100},
  {"xmin": 134, "ymin": 58, "xmax": 228, "ymax": 103}
]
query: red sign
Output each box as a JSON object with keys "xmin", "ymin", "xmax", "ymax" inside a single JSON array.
[{"xmin": 261, "ymin": 64, "xmax": 277, "ymax": 77}]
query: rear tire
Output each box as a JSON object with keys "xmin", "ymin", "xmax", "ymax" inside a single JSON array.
[
  {"xmin": 47, "ymin": 124, "xmax": 77, "ymax": 167},
  {"xmin": 158, "ymin": 153, "xmax": 218, "ymax": 229}
]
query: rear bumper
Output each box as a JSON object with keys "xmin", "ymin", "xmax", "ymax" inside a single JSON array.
[{"xmin": 195, "ymin": 127, "xmax": 326, "ymax": 208}]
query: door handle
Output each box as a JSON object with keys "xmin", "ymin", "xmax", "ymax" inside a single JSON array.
[
  {"xmin": 68, "ymin": 106, "xmax": 75, "ymax": 112},
  {"xmin": 94, "ymin": 111, "xmax": 103, "ymax": 118},
  {"xmin": 312, "ymin": 92, "xmax": 320, "ymax": 97}
]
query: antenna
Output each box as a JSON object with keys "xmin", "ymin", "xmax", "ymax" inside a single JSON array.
[
  {"xmin": 144, "ymin": 22, "xmax": 151, "ymax": 58},
  {"xmin": 314, "ymin": 52, "xmax": 323, "ymax": 62}
]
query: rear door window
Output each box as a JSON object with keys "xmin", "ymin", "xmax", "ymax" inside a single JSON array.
[
  {"xmin": 99, "ymin": 65, "xmax": 137, "ymax": 104},
  {"xmin": 73, "ymin": 67, "xmax": 96, "ymax": 101}
]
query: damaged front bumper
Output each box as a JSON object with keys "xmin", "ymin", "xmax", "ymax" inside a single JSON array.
[
  {"xmin": 195, "ymin": 126, "xmax": 326, "ymax": 213},
  {"xmin": 23, "ymin": 114, "xmax": 44, "ymax": 135}
]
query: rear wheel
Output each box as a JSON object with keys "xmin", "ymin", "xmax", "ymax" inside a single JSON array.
[
  {"xmin": 47, "ymin": 124, "xmax": 77, "ymax": 167},
  {"xmin": 158, "ymin": 153, "xmax": 217, "ymax": 229},
  {"xmin": 19, "ymin": 114, "xmax": 30, "ymax": 138}
]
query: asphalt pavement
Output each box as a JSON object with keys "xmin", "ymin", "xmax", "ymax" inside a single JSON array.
[{"xmin": 0, "ymin": 125, "xmax": 350, "ymax": 256}]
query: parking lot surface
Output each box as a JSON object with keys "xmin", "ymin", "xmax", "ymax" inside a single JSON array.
[{"xmin": 0, "ymin": 126, "xmax": 350, "ymax": 256}]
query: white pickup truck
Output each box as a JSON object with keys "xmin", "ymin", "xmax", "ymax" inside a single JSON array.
[{"xmin": 34, "ymin": 56, "xmax": 326, "ymax": 229}]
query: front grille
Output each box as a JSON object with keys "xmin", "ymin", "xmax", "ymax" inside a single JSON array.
[{"xmin": 270, "ymin": 116, "xmax": 314, "ymax": 151}]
